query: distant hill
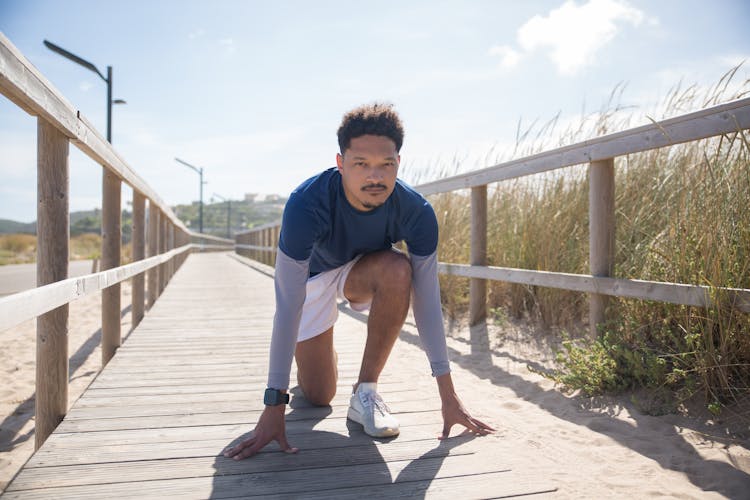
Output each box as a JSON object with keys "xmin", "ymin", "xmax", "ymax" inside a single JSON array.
[
  {"xmin": 0, "ymin": 196, "xmax": 286, "ymax": 240},
  {"xmin": 0, "ymin": 219, "xmax": 35, "ymax": 234}
]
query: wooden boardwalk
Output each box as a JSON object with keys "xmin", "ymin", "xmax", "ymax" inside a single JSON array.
[{"xmin": 3, "ymin": 252, "xmax": 557, "ymax": 499}]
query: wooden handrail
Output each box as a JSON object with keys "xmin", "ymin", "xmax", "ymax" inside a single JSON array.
[
  {"xmin": 0, "ymin": 244, "xmax": 194, "ymax": 333},
  {"xmin": 416, "ymin": 96, "xmax": 750, "ymax": 195}
]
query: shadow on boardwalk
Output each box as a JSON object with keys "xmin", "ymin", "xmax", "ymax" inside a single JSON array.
[{"xmin": 210, "ymin": 387, "xmax": 463, "ymax": 498}]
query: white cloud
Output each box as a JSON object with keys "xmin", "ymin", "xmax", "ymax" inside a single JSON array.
[
  {"xmin": 79, "ymin": 81, "xmax": 93, "ymax": 92},
  {"xmin": 488, "ymin": 45, "xmax": 522, "ymax": 69},
  {"xmin": 491, "ymin": 0, "xmax": 645, "ymax": 75}
]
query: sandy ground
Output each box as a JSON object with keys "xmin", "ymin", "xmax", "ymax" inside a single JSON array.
[
  {"xmin": 0, "ymin": 281, "xmax": 133, "ymax": 493},
  {"xmin": 1, "ymin": 273, "xmax": 749, "ymax": 497},
  {"xmin": 431, "ymin": 316, "xmax": 750, "ymax": 498}
]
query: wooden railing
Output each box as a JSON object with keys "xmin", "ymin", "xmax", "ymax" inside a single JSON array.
[
  {"xmin": 0, "ymin": 33, "xmax": 226, "ymax": 448},
  {"xmin": 235, "ymin": 97, "xmax": 750, "ymax": 338},
  {"xmin": 235, "ymin": 221, "xmax": 280, "ymax": 266}
]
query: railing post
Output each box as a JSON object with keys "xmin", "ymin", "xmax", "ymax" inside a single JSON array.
[
  {"xmin": 132, "ymin": 190, "xmax": 146, "ymax": 327},
  {"xmin": 470, "ymin": 185, "xmax": 488, "ymax": 327},
  {"xmin": 101, "ymin": 168, "xmax": 121, "ymax": 365},
  {"xmin": 263, "ymin": 227, "xmax": 271, "ymax": 265},
  {"xmin": 273, "ymin": 225, "xmax": 280, "ymax": 266},
  {"xmin": 147, "ymin": 203, "xmax": 159, "ymax": 308},
  {"xmin": 35, "ymin": 118, "xmax": 69, "ymax": 449},
  {"xmin": 589, "ymin": 158, "xmax": 615, "ymax": 338},
  {"xmin": 159, "ymin": 210, "xmax": 167, "ymax": 293},
  {"xmin": 168, "ymin": 222, "xmax": 175, "ymax": 280}
]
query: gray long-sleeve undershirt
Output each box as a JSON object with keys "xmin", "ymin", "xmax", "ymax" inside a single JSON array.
[{"xmin": 266, "ymin": 249, "xmax": 451, "ymax": 390}]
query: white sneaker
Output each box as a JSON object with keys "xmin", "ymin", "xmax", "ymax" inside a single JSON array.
[{"xmin": 347, "ymin": 382, "xmax": 400, "ymax": 437}]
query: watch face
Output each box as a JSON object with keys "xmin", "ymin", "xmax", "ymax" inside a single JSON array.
[{"xmin": 264, "ymin": 389, "xmax": 288, "ymax": 405}]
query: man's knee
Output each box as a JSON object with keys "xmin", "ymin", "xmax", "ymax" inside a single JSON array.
[
  {"xmin": 378, "ymin": 250, "xmax": 412, "ymax": 290},
  {"xmin": 301, "ymin": 384, "xmax": 337, "ymax": 406}
]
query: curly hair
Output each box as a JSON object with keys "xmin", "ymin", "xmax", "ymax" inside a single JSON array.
[{"xmin": 337, "ymin": 102, "xmax": 405, "ymax": 153}]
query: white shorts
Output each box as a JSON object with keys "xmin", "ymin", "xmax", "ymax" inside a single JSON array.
[{"xmin": 297, "ymin": 256, "xmax": 371, "ymax": 342}]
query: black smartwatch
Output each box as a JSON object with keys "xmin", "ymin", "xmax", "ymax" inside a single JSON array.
[{"xmin": 264, "ymin": 388, "xmax": 289, "ymax": 406}]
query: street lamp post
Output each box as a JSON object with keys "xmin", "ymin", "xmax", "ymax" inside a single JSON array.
[
  {"xmin": 211, "ymin": 193, "xmax": 232, "ymax": 239},
  {"xmin": 175, "ymin": 158, "xmax": 206, "ymax": 234},
  {"xmin": 43, "ymin": 40, "xmax": 125, "ymax": 143}
]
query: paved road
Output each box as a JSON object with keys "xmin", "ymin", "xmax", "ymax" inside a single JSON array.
[{"xmin": 0, "ymin": 260, "xmax": 95, "ymax": 297}]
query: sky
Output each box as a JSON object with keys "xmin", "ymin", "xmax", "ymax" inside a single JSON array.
[{"xmin": 1, "ymin": 0, "xmax": 748, "ymax": 223}]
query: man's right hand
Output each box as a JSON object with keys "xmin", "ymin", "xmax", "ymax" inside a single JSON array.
[{"xmin": 223, "ymin": 404, "xmax": 298, "ymax": 460}]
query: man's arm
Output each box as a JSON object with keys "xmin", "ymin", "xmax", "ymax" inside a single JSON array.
[
  {"xmin": 268, "ymin": 250, "xmax": 310, "ymax": 389},
  {"xmin": 410, "ymin": 251, "xmax": 495, "ymax": 438},
  {"xmin": 224, "ymin": 250, "xmax": 310, "ymax": 460},
  {"xmin": 409, "ymin": 251, "xmax": 450, "ymax": 376}
]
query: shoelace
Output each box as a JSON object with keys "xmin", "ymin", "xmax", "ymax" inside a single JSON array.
[{"xmin": 359, "ymin": 391, "xmax": 391, "ymax": 417}]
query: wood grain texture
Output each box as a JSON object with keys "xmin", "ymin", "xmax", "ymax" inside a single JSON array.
[
  {"xmin": 438, "ymin": 263, "xmax": 750, "ymax": 313},
  {"xmin": 132, "ymin": 191, "xmax": 146, "ymax": 326},
  {"xmin": 35, "ymin": 118, "xmax": 70, "ymax": 449},
  {"xmin": 6, "ymin": 253, "xmax": 555, "ymax": 498},
  {"xmin": 588, "ymin": 158, "xmax": 615, "ymax": 337}
]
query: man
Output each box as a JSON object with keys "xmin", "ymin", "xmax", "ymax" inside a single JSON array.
[{"xmin": 225, "ymin": 103, "xmax": 494, "ymax": 460}]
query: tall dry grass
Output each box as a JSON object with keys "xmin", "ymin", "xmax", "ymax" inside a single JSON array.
[{"xmin": 422, "ymin": 68, "xmax": 750, "ymax": 413}]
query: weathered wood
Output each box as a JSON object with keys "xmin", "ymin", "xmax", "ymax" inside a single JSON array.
[
  {"xmin": 35, "ymin": 118, "xmax": 70, "ymax": 450},
  {"xmin": 132, "ymin": 190, "xmax": 146, "ymax": 326},
  {"xmin": 416, "ymin": 96, "xmax": 750, "ymax": 195},
  {"xmin": 469, "ymin": 185, "xmax": 487, "ymax": 329},
  {"xmin": 4, "ymin": 454, "xmax": 544, "ymax": 499},
  {"xmin": 101, "ymin": 168, "xmax": 122, "ymax": 364},
  {"xmin": 7, "ymin": 254, "xmax": 553, "ymax": 499},
  {"xmin": 167, "ymin": 222, "xmax": 175, "ymax": 281},
  {"xmin": 439, "ymin": 263, "xmax": 750, "ymax": 313},
  {"xmin": 159, "ymin": 210, "xmax": 167, "ymax": 294},
  {"xmin": 147, "ymin": 205, "xmax": 159, "ymax": 307},
  {"xmin": 589, "ymin": 158, "xmax": 615, "ymax": 337}
]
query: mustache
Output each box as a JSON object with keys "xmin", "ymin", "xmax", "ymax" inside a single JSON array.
[{"xmin": 361, "ymin": 184, "xmax": 387, "ymax": 191}]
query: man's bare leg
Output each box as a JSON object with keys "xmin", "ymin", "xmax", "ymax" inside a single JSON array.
[
  {"xmin": 295, "ymin": 327, "xmax": 338, "ymax": 406},
  {"xmin": 344, "ymin": 249, "xmax": 412, "ymax": 389}
]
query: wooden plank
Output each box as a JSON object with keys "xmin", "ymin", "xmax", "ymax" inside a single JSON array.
[
  {"xmin": 5, "ymin": 453, "xmax": 527, "ymax": 498},
  {"xmin": 3, "ymin": 471, "xmax": 556, "ymax": 500},
  {"xmin": 416, "ymin": 96, "xmax": 750, "ymax": 195},
  {"xmin": 438, "ymin": 263, "xmax": 750, "ymax": 312},
  {"xmin": 38, "ymin": 411, "xmax": 446, "ymax": 452},
  {"xmin": 14, "ymin": 434, "xmax": 484, "ymax": 487},
  {"xmin": 62, "ymin": 396, "xmax": 439, "ymax": 421}
]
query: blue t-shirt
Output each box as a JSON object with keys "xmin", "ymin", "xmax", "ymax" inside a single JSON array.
[
  {"xmin": 267, "ymin": 167, "xmax": 450, "ymax": 390},
  {"xmin": 279, "ymin": 167, "xmax": 439, "ymax": 274}
]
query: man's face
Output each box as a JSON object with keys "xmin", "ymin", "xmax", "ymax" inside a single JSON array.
[{"xmin": 336, "ymin": 134, "xmax": 400, "ymax": 211}]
